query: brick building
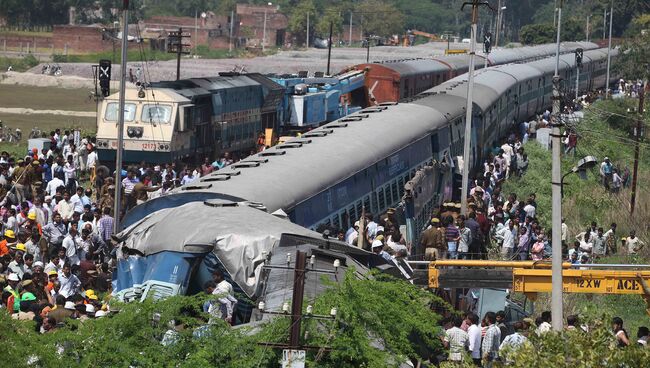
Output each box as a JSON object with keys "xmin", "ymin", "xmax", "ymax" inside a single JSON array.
[
  {"xmin": 53, "ymin": 24, "xmax": 114, "ymax": 53},
  {"xmin": 236, "ymin": 4, "xmax": 288, "ymax": 48},
  {"xmin": 141, "ymin": 13, "xmax": 235, "ymax": 51}
]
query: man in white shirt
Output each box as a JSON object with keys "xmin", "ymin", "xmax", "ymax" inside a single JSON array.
[
  {"xmin": 70, "ymin": 186, "xmax": 85, "ymax": 214},
  {"xmin": 57, "ymin": 191, "xmax": 75, "ymax": 222},
  {"xmin": 58, "ymin": 263, "xmax": 81, "ymax": 298},
  {"xmin": 466, "ymin": 312, "xmax": 482, "ymax": 365},
  {"xmin": 497, "ymin": 220, "xmax": 517, "ymax": 258},
  {"xmin": 444, "ymin": 316, "xmax": 469, "ymax": 362},
  {"xmin": 45, "ymin": 174, "xmax": 65, "ymax": 197},
  {"xmin": 209, "ymin": 270, "xmax": 237, "ymax": 324},
  {"xmin": 62, "ymin": 223, "xmax": 81, "ymax": 266},
  {"xmin": 536, "ymin": 311, "xmax": 552, "ymax": 335},
  {"xmin": 626, "ymin": 230, "xmax": 645, "ymax": 255},
  {"xmin": 523, "ymin": 199, "xmax": 536, "ymax": 218}
]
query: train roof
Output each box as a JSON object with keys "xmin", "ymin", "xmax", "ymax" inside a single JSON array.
[
  {"xmin": 363, "ymin": 58, "xmax": 449, "ymax": 77},
  {"xmin": 408, "ymin": 92, "xmax": 466, "ymax": 119},
  {"xmin": 150, "ymin": 73, "xmax": 271, "ymax": 100},
  {"xmin": 125, "ymin": 103, "xmax": 448, "ymax": 222}
]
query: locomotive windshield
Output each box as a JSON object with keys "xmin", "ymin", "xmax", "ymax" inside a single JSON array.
[
  {"xmin": 104, "ymin": 102, "xmax": 136, "ymax": 122},
  {"xmin": 142, "ymin": 104, "xmax": 172, "ymax": 124}
]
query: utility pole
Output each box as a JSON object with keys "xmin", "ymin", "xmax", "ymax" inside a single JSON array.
[
  {"xmin": 262, "ymin": 7, "xmax": 268, "ymax": 52},
  {"xmin": 585, "ymin": 14, "xmax": 590, "ymax": 42},
  {"xmin": 306, "ymin": 12, "xmax": 310, "ymax": 48},
  {"xmin": 167, "ymin": 29, "xmax": 190, "ymax": 81},
  {"xmin": 604, "ymin": 0, "xmax": 613, "ymax": 98},
  {"xmin": 114, "ymin": 0, "xmax": 129, "ymax": 232},
  {"xmin": 460, "ymin": 0, "xmax": 493, "ymax": 215},
  {"xmin": 194, "ymin": 10, "xmax": 198, "ymax": 56},
  {"xmin": 494, "ymin": 0, "xmax": 502, "ymax": 47},
  {"xmin": 289, "ymin": 251, "xmax": 307, "ymax": 347},
  {"xmin": 550, "ymin": 0, "xmax": 564, "ymax": 332},
  {"xmin": 349, "ymin": 12, "xmax": 353, "ymax": 46},
  {"xmin": 326, "ymin": 22, "xmax": 333, "ymax": 75},
  {"xmin": 229, "ymin": 10, "xmax": 234, "ymax": 53},
  {"xmin": 603, "ymin": 9, "xmax": 607, "ymax": 40},
  {"xmin": 366, "ymin": 37, "xmax": 370, "ymax": 63},
  {"xmin": 630, "ymin": 81, "xmax": 647, "ymax": 215}
]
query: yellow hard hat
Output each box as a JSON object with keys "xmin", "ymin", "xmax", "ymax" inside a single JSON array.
[
  {"xmin": 27, "ymin": 212, "xmax": 37, "ymax": 220},
  {"xmin": 4, "ymin": 229, "xmax": 15, "ymax": 238},
  {"xmin": 15, "ymin": 243, "xmax": 26, "ymax": 252}
]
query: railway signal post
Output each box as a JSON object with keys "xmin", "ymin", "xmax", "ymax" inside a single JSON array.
[
  {"xmin": 460, "ymin": 0, "xmax": 493, "ymax": 215},
  {"xmin": 550, "ymin": 0, "xmax": 564, "ymax": 332}
]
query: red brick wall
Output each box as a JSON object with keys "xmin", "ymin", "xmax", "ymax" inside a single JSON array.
[
  {"xmin": 0, "ymin": 34, "xmax": 53, "ymax": 51},
  {"xmin": 53, "ymin": 25, "xmax": 114, "ymax": 53}
]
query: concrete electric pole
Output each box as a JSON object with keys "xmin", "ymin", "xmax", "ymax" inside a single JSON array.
[
  {"xmin": 460, "ymin": 0, "xmax": 493, "ymax": 215},
  {"xmin": 550, "ymin": 0, "xmax": 564, "ymax": 332}
]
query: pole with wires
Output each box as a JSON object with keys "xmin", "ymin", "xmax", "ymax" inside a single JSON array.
[
  {"xmin": 550, "ymin": 0, "xmax": 564, "ymax": 332},
  {"xmin": 460, "ymin": 0, "xmax": 492, "ymax": 215},
  {"xmin": 114, "ymin": 0, "xmax": 129, "ymax": 232},
  {"xmin": 630, "ymin": 81, "xmax": 647, "ymax": 215},
  {"xmin": 605, "ymin": 0, "xmax": 613, "ymax": 98}
]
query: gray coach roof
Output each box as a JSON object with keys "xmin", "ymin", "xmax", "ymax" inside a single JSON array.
[{"xmin": 124, "ymin": 102, "xmax": 448, "ymax": 226}]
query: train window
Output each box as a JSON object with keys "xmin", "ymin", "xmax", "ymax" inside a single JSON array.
[
  {"xmin": 363, "ymin": 196, "xmax": 371, "ymax": 216},
  {"xmin": 356, "ymin": 200, "xmax": 363, "ymax": 220},
  {"xmin": 371, "ymin": 191, "xmax": 378, "ymax": 213},
  {"xmin": 141, "ymin": 104, "xmax": 172, "ymax": 124},
  {"xmin": 340, "ymin": 211, "xmax": 350, "ymax": 230},
  {"xmin": 104, "ymin": 102, "xmax": 135, "ymax": 122},
  {"xmin": 384, "ymin": 186, "xmax": 392, "ymax": 206},
  {"xmin": 378, "ymin": 189, "xmax": 385, "ymax": 212},
  {"xmin": 398, "ymin": 176, "xmax": 405, "ymax": 198},
  {"xmin": 391, "ymin": 182, "xmax": 399, "ymax": 204},
  {"xmin": 331, "ymin": 214, "xmax": 340, "ymax": 230},
  {"xmin": 348, "ymin": 205, "xmax": 356, "ymax": 223}
]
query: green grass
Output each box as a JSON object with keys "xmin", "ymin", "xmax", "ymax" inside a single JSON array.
[
  {"xmin": 0, "ymin": 84, "xmax": 97, "ymax": 112},
  {"xmin": 0, "ymin": 113, "xmax": 95, "ymax": 136},
  {"xmin": 502, "ymin": 98, "xmax": 650, "ymax": 333},
  {"xmin": 0, "ymin": 30, "xmax": 52, "ymax": 38},
  {"xmin": 0, "ymin": 54, "xmax": 40, "ymax": 72}
]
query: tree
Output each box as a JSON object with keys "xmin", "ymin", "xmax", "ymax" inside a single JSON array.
[
  {"xmin": 357, "ymin": 0, "xmax": 404, "ymax": 38},
  {"xmin": 314, "ymin": 6, "xmax": 343, "ymax": 39},
  {"xmin": 287, "ymin": 0, "xmax": 316, "ymax": 45},
  {"xmin": 615, "ymin": 15, "xmax": 650, "ymax": 80},
  {"xmin": 520, "ymin": 23, "xmax": 557, "ymax": 44}
]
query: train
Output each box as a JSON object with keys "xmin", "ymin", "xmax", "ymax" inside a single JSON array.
[
  {"xmin": 114, "ymin": 45, "xmax": 619, "ymax": 303},
  {"xmin": 354, "ymin": 41, "xmax": 600, "ymax": 105},
  {"xmin": 95, "ymin": 71, "xmax": 366, "ymax": 165},
  {"xmin": 96, "ymin": 42, "xmax": 597, "ymax": 166}
]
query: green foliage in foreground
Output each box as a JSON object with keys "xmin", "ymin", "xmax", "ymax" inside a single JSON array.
[
  {"xmin": 0, "ymin": 271, "xmax": 446, "ymax": 367},
  {"xmin": 496, "ymin": 319, "xmax": 650, "ymax": 368}
]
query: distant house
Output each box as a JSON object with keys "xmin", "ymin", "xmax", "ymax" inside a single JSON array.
[{"xmin": 236, "ymin": 4, "xmax": 288, "ymax": 48}]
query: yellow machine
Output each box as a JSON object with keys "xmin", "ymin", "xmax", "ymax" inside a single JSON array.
[
  {"xmin": 444, "ymin": 49, "xmax": 468, "ymax": 55},
  {"xmin": 427, "ymin": 260, "xmax": 650, "ymax": 316}
]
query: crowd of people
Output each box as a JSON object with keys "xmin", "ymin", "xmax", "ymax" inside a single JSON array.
[
  {"xmin": 0, "ymin": 129, "xmax": 117, "ymax": 331},
  {"xmin": 439, "ymin": 311, "xmax": 648, "ymax": 365},
  {"xmin": 0, "ymin": 122, "xmax": 261, "ymax": 331}
]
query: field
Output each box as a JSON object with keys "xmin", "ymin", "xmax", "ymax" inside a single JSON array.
[
  {"xmin": 0, "ymin": 84, "xmax": 97, "ymax": 153},
  {"xmin": 0, "ymin": 84, "xmax": 97, "ymax": 112}
]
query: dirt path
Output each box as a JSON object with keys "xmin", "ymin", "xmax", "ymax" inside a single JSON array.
[{"xmin": 0, "ymin": 107, "xmax": 95, "ymax": 117}]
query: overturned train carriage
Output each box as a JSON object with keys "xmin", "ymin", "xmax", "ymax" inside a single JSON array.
[{"xmin": 115, "ymin": 47, "xmax": 618, "ymax": 301}]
